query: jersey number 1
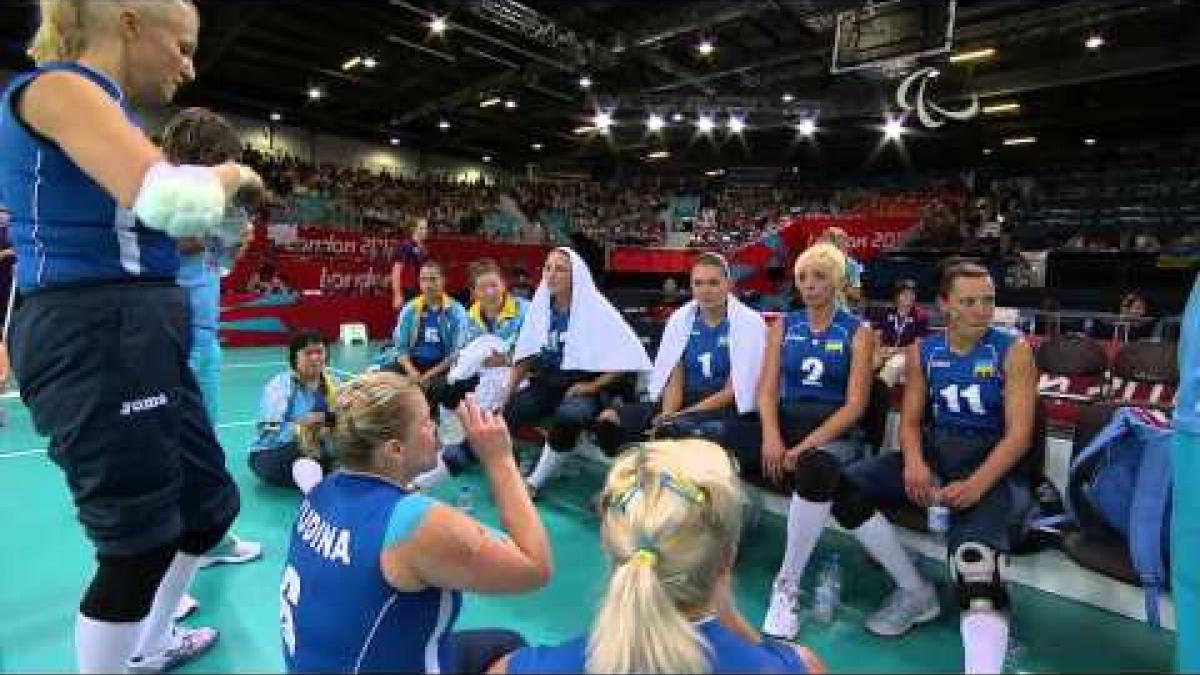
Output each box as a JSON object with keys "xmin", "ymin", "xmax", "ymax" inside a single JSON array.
[{"xmin": 939, "ymin": 383, "xmax": 986, "ymax": 416}]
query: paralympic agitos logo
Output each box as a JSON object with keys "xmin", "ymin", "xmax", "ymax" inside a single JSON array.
[{"xmin": 895, "ymin": 66, "xmax": 979, "ymax": 128}]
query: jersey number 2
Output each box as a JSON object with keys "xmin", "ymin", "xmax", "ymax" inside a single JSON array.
[{"xmin": 801, "ymin": 357, "xmax": 824, "ymax": 386}]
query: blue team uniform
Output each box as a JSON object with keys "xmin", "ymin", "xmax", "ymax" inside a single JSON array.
[
  {"xmin": 411, "ymin": 307, "xmax": 449, "ymax": 370},
  {"xmin": 779, "ymin": 308, "xmax": 863, "ymax": 406},
  {"xmin": 283, "ymin": 472, "xmax": 461, "ymax": 673},
  {"xmin": 537, "ymin": 308, "xmax": 570, "ymax": 371},
  {"xmin": 0, "ymin": 61, "xmax": 236, "ymax": 555},
  {"xmin": 919, "ymin": 327, "xmax": 1016, "ymax": 437},
  {"xmin": 507, "ymin": 618, "xmax": 808, "ymax": 674},
  {"xmin": 682, "ymin": 314, "xmax": 731, "ymax": 405}
]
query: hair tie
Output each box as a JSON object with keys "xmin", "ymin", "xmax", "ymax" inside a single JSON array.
[{"xmin": 631, "ymin": 548, "xmax": 658, "ymax": 568}]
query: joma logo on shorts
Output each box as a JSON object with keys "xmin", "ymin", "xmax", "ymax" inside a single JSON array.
[{"xmin": 120, "ymin": 393, "xmax": 169, "ymax": 416}]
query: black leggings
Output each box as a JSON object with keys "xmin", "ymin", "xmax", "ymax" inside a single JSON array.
[{"xmin": 249, "ymin": 442, "xmax": 331, "ymax": 490}]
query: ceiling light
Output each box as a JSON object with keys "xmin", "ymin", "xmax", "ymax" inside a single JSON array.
[
  {"xmin": 389, "ymin": 137, "xmax": 400, "ymax": 146},
  {"xmin": 362, "ymin": 56, "xmax": 378, "ymax": 69},
  {"xmin": 504, "ymin": 99, "xmax": 518, "ymax": 109},
  {"xmin": 1085, "ymin": 34, "xmax": 1105, "ymax": 50},
  {"xmin": 341, "ymin": 56, "xmax": 361, "ymax": 71},
  {"xmin": 646, "ymin": 114, "xmax": 665, "ymax": 132},
  {"xmin": 705, "ymin": 169, "xmax": 724, "ymax": 177},
  {"xmin": 781, "ymin": 93, "xmax": 795, "ymax": 103},
  {"xmin": 949, "ymin": 47, "xmax": 996, "ymax": 63},
  {"xmin": 438, "ymin": 119, "xmax": 450, "ymax": 130},
  {"xmin": 578, "ymin": 75, "xmax": 592, "ymax": 89},
  {"xmin": 531, "ymin": 142, "xmax": 543, "ymax": 151},
  {"xmin": 480, "ymin": 97, "xmax": 502, "ymax": 108},
  {"xmin": 983, "ymin": 148, "xmax": 993, "ymax": 155},
  {"xmin": 646, "ymin": 150, "xmax": 670, "ymax": 160},
  {"xmin": 883, "ymin": 116, "xmax": 905, "ymax": 140},
  {"xmin": 696, "ymin": 40, "xmax": 715, "ymax": 56},
  {"xmin": 307, "ymin": 86, "xmax": 324, "ymax": 100},
  {"xmin": 430, "ymin": 16, "xmax": 447, "ymax": 35},
  {"xmin": 1084, "ymin": 137, "xmax": 1097, "ymax": 146},
  {"xmin": 796, "ymin": 118, "xmax": 816, "ymax": 136},
  {"xmin": 573, "ymin": 125, "xmax": 596, "ymax": 135},
  {"xmin": 269, "ymin": 112, "xmax": 282, "ymax": 122},
  {"xmin": 672, "ymin": 112, "xmax": 685, "ymax": 123},
  {"xmin": 1002, "ymin": 136, "xmax": 1037, "ymax": 146},
  {"xmin": 593, "ymin": 110, "xmax": 614, "ymax": 132},
  {"xmin": 727, "ymin": 115, "xmax": 745, "ymax": 134},
  {"xmin": 982, "ymin": 102, "xmax": 1020, "ymax": 114},
  {"xmin": 696, "ymin": 115, "xmax": 715, "ymax": 133},
  {"xmin": 482, "ymin": 155, "xmax": 492, "ymax": 163}
]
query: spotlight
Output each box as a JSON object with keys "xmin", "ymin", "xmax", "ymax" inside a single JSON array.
[
  {"xmin": 482, "ymin": 155, "xmax": 493, "ymax": 163},
  {"xmin": 983, "ymin": 148, "xmax": 993, "ymax": 155},
  {"xmin": 307, "ymin": 86, "xmax": 324, "ymax": 100},
  {"xmin": 727, "ymin": 115, "xmax": 745, "ymax": 134},
  {"xmin": 578, "ymin": 75, "xmax": 592, "ymax": 89},
  {"xmin": 438, "ymin": 119, "xmax": 450, "ymax": 131},
  {"xmin": 430, "ymin": 16, "xmax": 447, "ymax": 35},
  {"xmin": 796, "ymin": 118, "xmax": 816, "ymax": 136},
  {"xmin": 269, "ymin": 112, "xmax": 282, "ymax": 122},
  {"xmin": 389, "ymin": 137, "xmax": 400, "ymax": 146},
  {"xmin": 883, "ymin": 116, "xmax": 905, "ymax": 140},
  {"xmin": 362, "ymin": 56, "xmax": 378, "ymax": 69},
  {"xmin": 697, "ymin": 40, "xmax": 715, "ymax": 56},
  {"xmin": 341, "ymin": 56, "xmax": 361, "ymax": 71},
  {"xmin": 480, "ymin": 97, "xmax": 502, "ymax": 108},
  {"xmin": 1084, "ymin": 137, "xmax": 1097, "ymax": 146},
  {"xmin": 671, "ymin": 112, "xmax": 685, "ymax": 123},
  {"xmin": 1002, "ymin": 136, "xmax": 1037, "ymax": 146},
  {"xmin": 646, "ymin": 114, "xmax": 665, "ymax": 132},
  {"xmin": 949, "ymin": 47, "xmax": 996, "ymax": 63},
  {"xmin": 531, "ymin": 142, "xmax": 543, "ymax": 151},
  {"xmin": 593, "ymin": 110, "xmax": 614, "ymax": 132},
  {"xmin": 573, "ymin": 125, "xmax": 596, "ymax": 135},
  {"xmin": 1085, "ymin": 34, "xmax": 1105, "ymax": 50},
  {"xmin": 696, "ymin": 115, "xmax": 715, "ymax": 133},
  {"xmin": 646, "ymin": 150, "xmax": 670, "ymax": 160},
  {"xmin": 982, "ymin": 102, "xmax": 1020, "ymax": 114},
  {"xmin": 504, "ymin": 99, "xmax": 518, "ymax": 109},
  {"xmin": 781, "ymin": 93, "xmax": 795, "ymax": 103}
]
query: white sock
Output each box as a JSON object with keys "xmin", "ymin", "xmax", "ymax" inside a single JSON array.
[
  {"xmin": 292, "ymin": 457, "xmax": 324, "ymax": 495},
  {"xmin": 526, "ymin": 443, "xmax": 565, "ymax": 490},
  {"xmin": 76, "ymin": 613, "xmax": 144, "ymax": 673},
  {"xmin": 852, "ymin": 513, "xmax": 926, "ymax": 591},
  {"xmin": 961, "ymin": 610, "xmax": 1010, "ymax": 674},
  {"xmin": 412, "ymin": 454, "xmax": 451, "ymax": 491},
  {"xmin": 132, "ymin": 553, "xmax": 201, "ymax": 657},
  {"xmin": 777, "ymin": 495, "xmax": 832, "ymax": 582}
]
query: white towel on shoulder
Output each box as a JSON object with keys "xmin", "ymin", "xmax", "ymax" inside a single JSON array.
[
  {"xmin": 647, "ymin": 296, "xmax": 767, "ymax": 414},
  {"xmin": 513, "ymin": 247, "xmax": 652, "ymax": 373}
]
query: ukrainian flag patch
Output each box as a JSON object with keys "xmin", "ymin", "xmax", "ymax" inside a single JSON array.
[
  {"xmin": 973, "ymin": 361, "xmax": 996, "ymax": 378},
  {"xmin": 825, "ymin": 340, "xmax": 844, "ymax": 353}
]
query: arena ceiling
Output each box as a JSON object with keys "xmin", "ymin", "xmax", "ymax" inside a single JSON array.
[{"xmin": 1, "ymin": 0, "xmax": 1199, "ymax": 176}]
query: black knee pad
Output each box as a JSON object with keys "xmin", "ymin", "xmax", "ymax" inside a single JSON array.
[
  {"xmin": 80, "ymin": 543, "xmax": 178, "ymax": 622},
  {"xmin": 594, "ymin": 419, "xmax": 626, "ymax": 456},
  {"xmin": 546, "ymin": 421, "xmax": 582, "ymax": 451},
  {"xmin": 954, "ymin": 542, "xmax": 1009, "ymax": 612},
  {"xmin": 177, "ymin": 518, "xmax": 235, "ymax": 556},
  {"xmin": 789, "ymin": 450, "xmax": 842, "ymax": 502},
  {"xmin": 829, "ymin": 478, "xmax": 877, "ymax": 530}
]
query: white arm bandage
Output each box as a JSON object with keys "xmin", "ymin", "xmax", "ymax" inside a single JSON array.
[{"xmin": 132, "ymin": 161, "xmax": 228, "ymax": 239}]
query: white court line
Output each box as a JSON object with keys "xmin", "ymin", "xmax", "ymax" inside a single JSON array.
[{"xmin": 0, "ymin": 419, "xmax": 258, "ymax": 460}]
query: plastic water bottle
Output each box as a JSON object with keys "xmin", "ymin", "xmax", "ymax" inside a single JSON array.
[
  {"xmin": 812, "ymin": 553, "xmax": 842, "ymax": 623},
  {"xmin": 456, "ymin": 485, "xmax": 475, "ymax": 516}
]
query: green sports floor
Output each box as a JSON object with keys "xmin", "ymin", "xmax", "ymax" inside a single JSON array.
[{"xmin": 0, "ymin": 345, "xmax": 1176, "ymax": 673}]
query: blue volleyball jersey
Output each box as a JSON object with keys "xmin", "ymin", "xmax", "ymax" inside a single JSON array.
[
  {"xmin": 682, "ymin": 313, "xmax": 731, "ymax": 404},
  {"xmin": 283, "ymin": 472, "xmax": 461, "ymax": 674},
  {"xmin": 779, "ymin": 308, "xmax": 863, "ymax": 405},
  {"xmin": 1177, "ymin": 274, "xmax": 1200, "ymax": 434},
  {"xmin": 508, "ymin": 618, "xmax": 808, "ymax": 674},
  {"xmin": 537, "ymin": 308, "xmax": 570, "ymax": 370},
  {"xmin": 411, "ymin": 307, "xmax": 448, "ymax": 368},
  {"xmin": 176, "ymin": 238, "xmax": 222, "ymax": 332},
  {"xmin": 919, "ymin": 327, "xmax": 1017, "ymax": 435},
  {"xmin": 0, "ymin": 62, "xmax": 179, "ymax": 291}
]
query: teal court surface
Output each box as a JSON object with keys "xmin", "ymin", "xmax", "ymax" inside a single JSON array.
[{"xmin": 0, "ymin": 344, "xmax": 1176, "ymax": 673}]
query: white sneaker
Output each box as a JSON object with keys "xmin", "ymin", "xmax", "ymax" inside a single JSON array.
[
  {"xmin": 172, "ymin": 594, "xmax": 199, "ymax": 621},
  {"xmin": 127, "ymin": 625, "xmax": 219, "ymax": 673},
  {"xmin": 762, "ymin": 577, "xmax": 801, "ymax": 640},
  {"xmin": 865, "ymin": 583, "xmax": 941, "ymax": 637},
  {"xmin": 197, "ymin": 534, "xmax": 263, "ymax": 569}
]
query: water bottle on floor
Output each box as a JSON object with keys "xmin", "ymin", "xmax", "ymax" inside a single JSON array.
[
  {"xmin": 812, "ymin": 553, "xmax": 842, "ymax": 624},
  {"xmin": 456, "ymin": 485, "xmax": 475, "ymax": 516}
]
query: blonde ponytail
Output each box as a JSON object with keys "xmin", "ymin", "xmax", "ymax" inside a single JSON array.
[
  {"xmin": 587, "ymin": 439, "xmax": 744, "ymax": 674},
  {"xmin": 28, "ymin": 0, "xmax": 87, "ymax": 63}
]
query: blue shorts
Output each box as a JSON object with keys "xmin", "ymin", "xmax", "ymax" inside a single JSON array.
[
  {"xmin": 727, "ymin": 402, "xmax": 864, "ymax": 480},
  {"xmin": 842, "ymin": 428, "xmax": 1032, "ymax": 552},
  {"xmin": 9, "ymin": 282, "xmax": 240, "ymax": 555}
]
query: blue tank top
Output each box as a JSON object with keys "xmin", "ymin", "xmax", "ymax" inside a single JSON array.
[
  {"xmin": 411, "ymin": 307, "xmax": 448, "ymax": 368},
  {"xmin": 779, "ymin": 308, "xmax": 863, "ymax": 405},
  {"xmin": 1176, "ymin": 275, "xmax": 1200, "ymax": 434},
  {"xmin": 283, "ymin": 472, "xmax": 461, "ymax": 674},
  {"xmin": 0, "ymin": 62, "xmax": 179, "ymax": 291},
  {"xmin": 683, "ymin": 313, "xmax": 731, "ymax": 404},
  {"xmin": 508, "ymin": 618, "xmax": 808, "ymax": 674},
  {"xmin": 919, "ymin": 327, "xmax": 1017, "ymax": 435},
  {"xmin": 537, "ymin": 308, "xmax": 570, "ymax": 371},
  {"xmin": 177, "ymin": 237, "xmax": 222, "ymax": 332}
]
